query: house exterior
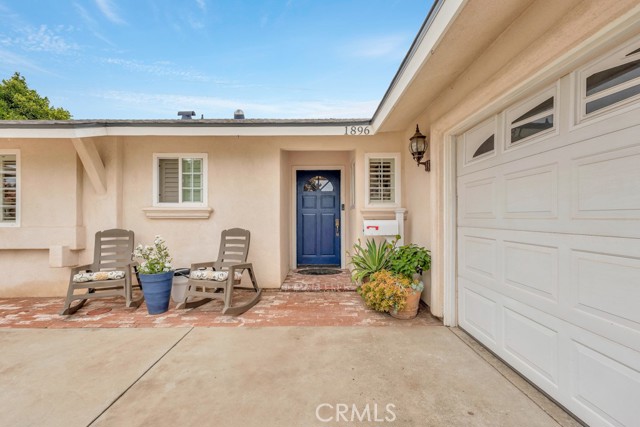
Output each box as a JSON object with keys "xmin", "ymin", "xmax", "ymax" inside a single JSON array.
[{"xmin": 1, "ymin": 1, "xmax": 639, "ymax": 425}]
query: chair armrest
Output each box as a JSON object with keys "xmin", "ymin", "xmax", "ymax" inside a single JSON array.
[
  {"xmin": 229, "ymin": 263, "xmax": 253, "ymax": 272},
  {"xmin": 191, "ymin": 261, "xmax": 215, "ymax": 270},
  {"xmin": 70, "ymin": 264, "xmax": 94, "ymax": 274},
  {"xmin": 229, "ymin": 262, "xmax": 253, "ymax": 277}
]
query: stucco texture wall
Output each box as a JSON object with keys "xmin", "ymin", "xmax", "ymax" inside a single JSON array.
[{"xmin": 0, "ymin": 139, "xmax": 82, "ymax": 296}]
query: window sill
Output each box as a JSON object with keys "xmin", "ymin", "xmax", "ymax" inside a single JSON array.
[{"xmin": 143, "ymin": 206, "xmax": 213, "ymax": 219}]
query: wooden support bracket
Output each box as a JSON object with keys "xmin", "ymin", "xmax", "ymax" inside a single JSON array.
[{"xmin": 71, "ymin": 138, "xmax": 107, "ymax": 195}]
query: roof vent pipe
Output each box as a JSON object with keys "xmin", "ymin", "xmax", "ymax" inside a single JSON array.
[
  {"xmin": 234, "ymin": 109, "xmax": 245, "ymax": 120},
  {"xmin": 178, "ymin": 111, "xmax": 195, "ymax": 120}
]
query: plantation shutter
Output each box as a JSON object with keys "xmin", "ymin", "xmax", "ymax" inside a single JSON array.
[
  {"xmin": 0, "ymin": 155, "xmax": 17, "ymax": 223},
  {"xmin": 368, "ymin": 157, "xmax": 395, "ymax": 203},
  {"xmin": 158, "ymin": 158, "xmax": 179, "ymax": 203}
]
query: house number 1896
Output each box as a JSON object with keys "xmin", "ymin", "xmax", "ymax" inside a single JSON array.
[{"xmin": 344, "ymin": 126, "xmax": 371, "ymax": 135}]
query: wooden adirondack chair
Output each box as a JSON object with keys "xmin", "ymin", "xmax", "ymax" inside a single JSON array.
[
  {"xmin": 60, "ymin": 229, "xmax": 142, "ymax": 315},
  {"xmin": 176, "ymin": 228, "xmax": 261, "ymax": 315}
]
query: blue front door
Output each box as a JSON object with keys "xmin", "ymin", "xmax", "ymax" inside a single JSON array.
[{"xmin": 296, "ymin": 170, "xmax": 341, "ymax": 266}]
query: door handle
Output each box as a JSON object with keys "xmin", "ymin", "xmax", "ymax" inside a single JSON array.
[{"xmin": 335, "ymin": 218, "xmax": 340, "ymax": 236}]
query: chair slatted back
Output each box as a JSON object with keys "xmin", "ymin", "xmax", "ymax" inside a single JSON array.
[
  {"xmin": 216, "ymin": 228, "xmax": 250, "ymax": 270},
  {"xmin": 93, "ymin": 229, "xmax": 135, "ymax": 271}
]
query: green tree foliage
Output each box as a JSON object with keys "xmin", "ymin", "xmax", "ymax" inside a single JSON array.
[{"xmin": 0, "ymin": 72, "xmax": 71, "ymax": 120}]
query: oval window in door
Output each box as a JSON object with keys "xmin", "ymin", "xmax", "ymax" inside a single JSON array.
[{"xmin": 303, "ymin": 176, "xmax": 334, "ymax": 192}]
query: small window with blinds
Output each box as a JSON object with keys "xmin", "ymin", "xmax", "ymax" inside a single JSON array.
[
  {"xmin": 154, "ymin": 154, "xmax": 207, "ymax": 206},
  {"xmin": 365, "ymin": 153, "xmax": 400, "ymax": 207},
  {"xmin": 0, "ymin": 152, "xmax": 18, "ymax": 225}
]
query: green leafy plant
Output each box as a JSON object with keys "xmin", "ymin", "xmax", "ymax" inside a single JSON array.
[
  {"xmin": 133, "ymin": 235, "xmax": 173, "ymax": 274},
  {"xmin": 357, "ymin": 269, "xmax": 413, "ymax": 312},
  {"xmin": 348, "ymin": 238, "xmax": 392, "ymax": 283},
  {"xmin": 388, "ymin": 243, "xmax": 431, "ymax": 280}
]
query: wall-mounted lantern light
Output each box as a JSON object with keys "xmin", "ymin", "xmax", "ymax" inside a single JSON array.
[{"xmin": 409, "ymin": 124, "xmax": 430, "ymax": 172}]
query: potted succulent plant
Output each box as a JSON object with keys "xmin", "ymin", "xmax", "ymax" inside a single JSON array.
[
  {"xmin": 354, "ymin": 240, "xmax": 431, "ymax": 319},
  {"xmin": 348, "ymin": 238, "xmax": 392, "ymax": 283},
  {"xmin": 387, "ymin": 243, "xmax": 431, "ymax": 319},
  {"xmin": 133, "ymin": 235, "xmax": 174, "ymax": 314}
]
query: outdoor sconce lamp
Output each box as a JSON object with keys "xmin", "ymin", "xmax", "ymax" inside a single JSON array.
[{"xmin": 409, "ymin": 124, "xmax": 430, "ymax": 172}]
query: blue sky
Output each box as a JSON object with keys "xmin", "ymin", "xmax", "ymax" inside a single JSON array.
[{"xmin": 0, "ymin": 1, "xmax": 430, "ymax": 120}]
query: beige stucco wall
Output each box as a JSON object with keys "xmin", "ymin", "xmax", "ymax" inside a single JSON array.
[
  {"xmin": 0, "ymin": 139, "xmax": 83, "ymax": 296},
  {"xmin": 0, "ymin": 132, "xmax": 409, "ymax": 295}
]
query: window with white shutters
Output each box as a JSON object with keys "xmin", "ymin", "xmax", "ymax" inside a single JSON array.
[
  {"xmin": 365, "ymin": 153, "xmax": 400, "ymax": 207},
  {"xmin": 153, "ymin": 154, "xmax": 207, "ymax": 206},
  {"xmin": 0, "ymin": 152, "xmax": 18, "ymax": 226}
]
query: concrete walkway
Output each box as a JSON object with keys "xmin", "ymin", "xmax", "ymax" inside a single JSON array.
[{"xmin": 0, "ymin": 326, "xmax": 581, "ymax": 427}]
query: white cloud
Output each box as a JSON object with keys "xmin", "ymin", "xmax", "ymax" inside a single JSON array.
[
  {"xmin": 101, "ymin": 57, "xmax": 214, "ymax": 82},
  {"xmin": 195, "ymin": 0, "xmax": 206, "ymax": 12},
  {"xmin": 89, "ymin": 90, "xmax": 376, "ymax": 119},
  {"xmin": 74, "ymin": 2, "xmax": 115, "ymax": 46},
  {"xmin": 94, "ymin": 0, "xmax": 126, "ymax": 25},
  {"xmin": 345, "ymin": 34, "xmax": 408, "ymax": 59},
  {"xmin": 0, "ymin": 25, "xmax": 79, "ymax": 54},
  {"xmin": 0, "ymin": 48, "xmax": 49, "ymax": 73}
]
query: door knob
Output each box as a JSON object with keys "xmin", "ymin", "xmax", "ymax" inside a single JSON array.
[{"xmin": 335, "ymin": 218, "xmax": 340, "ymax": 236}]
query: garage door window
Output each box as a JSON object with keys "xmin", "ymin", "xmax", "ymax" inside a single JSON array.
[
  {"xmin": 462, "ymin": 117, "xmax": 496, "ymax": 165},
  {"xmin": 509, "ymin": 96, "xmax": 554, "ymax": 144},
  {"xmin": 579, "ymin": 37, "xmax": 640, "ymax": 118}
]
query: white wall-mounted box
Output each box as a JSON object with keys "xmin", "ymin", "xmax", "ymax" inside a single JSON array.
[{"xmin": 363, "ymin": 220, "xmax": 398, "ymax": 236}]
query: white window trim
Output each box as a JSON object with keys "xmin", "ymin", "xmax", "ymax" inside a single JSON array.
[
  {"xmin": 0, "ymin": 149, "xmax": 20, "ymax": 228},
  {"xmin": 504, "ymin": 84, "xmax": 558, "ymax": 150},
  {"xmin": 364, "ymin": 152, "xmax": 401, "ymax": 208},
  {"xmin": 152, "ymin": 153, "xmax": 208, "ymax": 207},
  {"xmin": 575, "ymin": 34, "xmax": 640, "ymax": 125},
  {"xmin": 349, "ymin": 160, "xmax": 356, "ymax": 209}
]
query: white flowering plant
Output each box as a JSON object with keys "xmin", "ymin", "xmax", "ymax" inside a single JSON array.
[{"xmin": 133, "ymin": 235, "xmax": 173, "ymax": 275}]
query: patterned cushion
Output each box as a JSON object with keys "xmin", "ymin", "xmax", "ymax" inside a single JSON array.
[
  {"xmin": 73, "ymin": 271, "xmax": 126, "ymax": 283},
  {"xmin": 190, "ymin": 269, "xmax": 243, "ymax": 281}
]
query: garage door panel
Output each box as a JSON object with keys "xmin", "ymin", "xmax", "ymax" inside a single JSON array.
[
  {"xmin": 459, "ymin": 227, "xmax": 640, "ymax": 350},
  {"xmin": 571, "ymin": 250, "xmax": 640, "ymax": 331},
  {"xmin": 458, "ymin": 176, "xmax": 497, "ymax": 220},
  {"xmin": 459, "ymin": 234, "xmax": 498, "ymax": 280},
  {"xmin": 572, "ymin": 143, "xmax": 640, "ymax": 219},
  {"xmin": 504, "ymin": 241, "xmax": 559, "ymax": 301},
  {"xmin": 459, "ymin": 280, "xmax": 499, "ymax": 345},
  {"xmin": 504, "ymin": 163, "xmax": 558, "ymax": 218},
  {"xmin": 570, "ymin": 339, "xmax": 640, "ymax": 427},
  {"xmin": 503, "ymin": 307, "xmax": 560, "ymax": 387}
]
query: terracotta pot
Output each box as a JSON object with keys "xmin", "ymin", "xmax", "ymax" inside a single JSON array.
[{"xmin": 390, "ymin": 289, "xmax": 421, "ymax": 319}]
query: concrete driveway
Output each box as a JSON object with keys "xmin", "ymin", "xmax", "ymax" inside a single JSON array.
[{"xmin": 0, "ymin": 326, "xmax": 580, "ymax": 426}]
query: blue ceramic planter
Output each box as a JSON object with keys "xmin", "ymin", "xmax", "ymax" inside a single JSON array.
[{"xmin": 139, "ymin": 271, "xmax": 174, "ymax": 314}]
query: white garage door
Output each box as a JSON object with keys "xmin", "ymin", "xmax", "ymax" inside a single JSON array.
[{"xmin": 456, "ymin": 38, "xmax": 640, "ymax": 427}]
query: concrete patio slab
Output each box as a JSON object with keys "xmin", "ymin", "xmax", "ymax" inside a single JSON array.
[
  {"xmin": 0, "ymin": 328, "xmax": 188, "ymax": 427},
  {"xmin": 91, "ymin": 327, "xmax": 569, "ymax": 427}
]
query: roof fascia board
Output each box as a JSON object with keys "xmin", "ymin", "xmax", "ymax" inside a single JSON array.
[
  {"xmin": 0, "ymin": 123, "xmax": 370, "ymax": 139},
  {"xmin": 370, "ymin": 0, "xmax": 465, "ymax": 131}
]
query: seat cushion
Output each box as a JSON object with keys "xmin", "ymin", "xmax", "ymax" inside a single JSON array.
[
  {"xmin": 73, "ymin": 271, "xmax": 126, "ymax": 283},
  {"xmin": 190, "ymin": 270, "xmax": 243, "ymax": 281}
]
